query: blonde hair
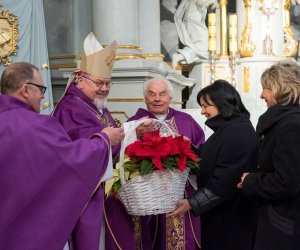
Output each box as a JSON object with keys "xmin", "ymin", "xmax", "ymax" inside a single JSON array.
[{"xmin": 261, "ymin": 60, "xmax": 300, "ymax": 106}]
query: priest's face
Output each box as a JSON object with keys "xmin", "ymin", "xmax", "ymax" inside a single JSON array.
[
  {"xmin": 77, "ymin": 73, "xmax": 111, "ymax": 103},
  {"xmin": 94, "ymin": 78, "xmax": 111, "ymax": 109},
  {"xmin": 26, "ymin": 69, "xmax": 46, "ymax": 113},
  {"xmin": 144, "ymin": 81, "xmax": 172, "ymax": 115}
]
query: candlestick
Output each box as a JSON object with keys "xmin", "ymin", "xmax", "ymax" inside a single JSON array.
[
  {"xmin": 210, "ymin": 51, "xmax": 216, "ymax": 85},
  {"xmin": 230, "ymin": 54, "xmax": 237, "ymax": 88},
  {"xmin": 229, "ymin": 13, "xmax": 238, "ymax": 55},
  {"xmin": 208, "ymin": 13, "xmax": 217, "ymax": 52},
  {"xmin": 258, "ymin": 0, "xmax": 279, "ymax": 55}
]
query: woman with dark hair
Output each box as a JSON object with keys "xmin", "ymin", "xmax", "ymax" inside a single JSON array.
[
  {"xmin": 238, "ymin": 60, "xmax": 300, "ymax": 250},
  {"xmin": 168, "ymin": 80, "xmax": 258, "ymax": 250}
]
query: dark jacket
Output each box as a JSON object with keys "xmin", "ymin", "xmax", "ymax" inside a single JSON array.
[
  {"xmin": 243, "ymin": 104, "xmax": 300, "ymax": 250},
  {"xmin": 189, "ymin": 113, "xmax": 258, "ymax": 250}
]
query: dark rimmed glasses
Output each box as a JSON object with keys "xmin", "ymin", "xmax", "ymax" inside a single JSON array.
[
  {"xmin": 27, "ymin": 82, "xmax": 47, "ymax": 94},
  {"xmin": 81, "ymin": 75, "xmax": 112, "ymax": 88}
]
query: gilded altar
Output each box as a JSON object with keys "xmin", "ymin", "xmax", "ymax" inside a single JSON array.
[
  {"xmin": 187, "ymin": 0, "xmax": 300, "ymax": 126},
  {"xmin": 0, "ymin": 6, "xmax": 18, "ymax": 65}
]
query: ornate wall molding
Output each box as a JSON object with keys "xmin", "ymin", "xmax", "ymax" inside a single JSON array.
[{"xmin": 0, "ymin": 5, "xmax": 18, "ymax": 65}]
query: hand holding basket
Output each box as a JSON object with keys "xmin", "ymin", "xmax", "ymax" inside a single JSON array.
[{"xmin": 117, "ymin": 119, "xmax": 189, "ymax": 216}]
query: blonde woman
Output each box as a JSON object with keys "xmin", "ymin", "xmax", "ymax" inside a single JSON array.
[{"xmin": 238, "ymin": 60, "xmax": 300, "ymax": 250}]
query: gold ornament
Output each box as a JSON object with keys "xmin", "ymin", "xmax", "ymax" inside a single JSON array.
[
  {"xmin": 240, "ymin": 0, "xmax": 256, "ymax": 57},
  {"xmin": 282, "ymin": 0, "xmax": 298, "ymax": 57},
  {"xmin": 0, "ymin": 6, "xmax": 19, "ymax": 65}
]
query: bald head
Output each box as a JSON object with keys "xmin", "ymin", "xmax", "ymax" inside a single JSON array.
[{"xmin": 1, "ymin": 62, "xmax": 38, "ymax": 94}]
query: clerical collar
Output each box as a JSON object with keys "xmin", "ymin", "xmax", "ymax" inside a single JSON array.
[{"xmin": 154, "ymin": 109, "xmax": 169, "ymax": 122}]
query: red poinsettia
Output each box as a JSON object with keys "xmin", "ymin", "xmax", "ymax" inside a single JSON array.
[{"xmin": 125, "ymin": 130, "xmax": 199, "ymax": 175}]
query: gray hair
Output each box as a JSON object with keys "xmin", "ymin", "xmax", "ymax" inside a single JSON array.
[
  {"xmin": 1, "ymin": 62, "xmax": 38, "ymax": 94},
  {"xmin": 143, "ymin": 77, "xmax": 174, "ymax": 97},
  {"xmin": 261, "ymin": 60, "xmax": 300, "ymax": 106}
]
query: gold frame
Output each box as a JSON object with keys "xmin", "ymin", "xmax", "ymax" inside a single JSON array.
[{"xmin": 0, "ymin": 6, "xmax": 19, "ymax": 65}]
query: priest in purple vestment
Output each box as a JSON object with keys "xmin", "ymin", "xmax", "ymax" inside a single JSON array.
[
  {"xmin": 125, "ymin": 78, "xmax": 205, "ymax": 250},
  {"xmin": 0, "ymin": 62, "xmax": 124, "ymax": 249},
  {"xmin": 53, "ymin": 33, "xmax": 133, "ymax": 250}
]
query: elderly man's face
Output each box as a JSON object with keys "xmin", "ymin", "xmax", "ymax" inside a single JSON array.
[
  {"xmin": 77, "ymin": 73, "xmax": 111, "ymax": 108},
  {"xmin": 94, "ymin": 78, "xmax": 111, "ymax": 109},
  {"xmin": 145, "ymin": 81, "xmax": 172, "ymax": 115}
]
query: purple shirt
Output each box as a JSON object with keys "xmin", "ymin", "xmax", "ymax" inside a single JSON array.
[
  {"xmin": 104, "ymin": 107, "xmax": 205, "ymax": 250},
  {"xmin": 0, "ymin": 95, "xmax": 110, "ymax": 249},
  {"xmin": 53, "ymin": 83, "xmax": 119, "ymax": 249}
]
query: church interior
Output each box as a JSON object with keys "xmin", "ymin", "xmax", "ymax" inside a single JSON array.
[{"xmin": 1, "ymin": 0, "xmax": 300, "ymax": 127}]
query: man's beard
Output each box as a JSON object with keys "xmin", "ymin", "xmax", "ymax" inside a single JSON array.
[{"xmin": 93, "ymin": 98, "xmax": 107, "ymax": 110}]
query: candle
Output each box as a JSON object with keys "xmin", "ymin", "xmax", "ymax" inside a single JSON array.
[
  {"xmin": 208, "ymin": 13, "xmax": 217, "ymax": 52},
  {"xmin": 229, "ymin": 13, "xmax": 238, "ymax": 55}
]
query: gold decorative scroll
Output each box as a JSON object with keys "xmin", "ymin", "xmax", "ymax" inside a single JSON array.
[
  {"xmin": 110, "ymin": 111, "xmax": 129, "ymax": 119},
  {"xmin": 240, "ymin": 0, "xmax": 255, "ymax": 57},
  {"xmin": 0, "ymin": 6, "xmax": 19, "ymax": 65},
  {"xmin": 219, "ymin": 0, "xmax": 228, "ymax": 56},
  {"xmin": 243, "ymin": 66, "xmax": 250, "ymax": 93},
  {"xmin": 282, "ymin": 0, "xmax": 298, "ymax": 57}
]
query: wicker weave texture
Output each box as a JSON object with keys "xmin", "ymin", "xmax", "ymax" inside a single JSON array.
[{"xmin": 118, "ymin": 169, "xmax": 189, "ymax": 216}]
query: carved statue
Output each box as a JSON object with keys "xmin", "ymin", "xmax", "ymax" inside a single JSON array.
[
  {"xmin": 240, "ymin": 0, "xmax": 256, "ymax": 57},
  {"xmin": 291, "ymin": 0, "xmax": 300, "ymax": 4},
  {"xmin": 172, "ymin": 0, "xmax": 218, "ymax": 69},
  {"xmin": 283, "ymin": 0, "xmax": 298, "ymax": 57}
]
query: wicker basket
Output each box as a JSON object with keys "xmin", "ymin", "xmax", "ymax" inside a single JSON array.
[{"xmin": 117, "ymin": 119, "xmax": 189, "ymax": 216}]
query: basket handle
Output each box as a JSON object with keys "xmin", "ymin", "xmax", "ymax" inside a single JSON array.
[{"xmin": 119, "ymin": 118, "xmax": 174, "ymax": 185}]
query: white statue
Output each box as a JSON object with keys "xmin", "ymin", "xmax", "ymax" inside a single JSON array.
[
  {"xmin": 291, "ymin": 0, "xmax": 300, "ymax": 5},
  {"xmin": 172, "ymin": 0, "xmax": 218, "ymax": 69}
]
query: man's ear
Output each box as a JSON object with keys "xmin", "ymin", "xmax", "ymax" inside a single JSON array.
[
  {"xmin": 76, "ymin": 77, "xmax": 84, "ymax": 89},
  {"xmin": 19, "ymin": 83, "xmax": 30, "ymax": 99}
]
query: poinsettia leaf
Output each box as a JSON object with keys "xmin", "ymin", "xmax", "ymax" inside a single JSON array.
[
  {"xmin": 112, "ymin": 182, "xmax": 121, "ymax": 193},
  {"xmin": 186, "ymin": 159, "xmax": 200, "ymax": 169},
  {"xmin": 130, "ymin": 171, "xmax": 141, "ymax": 179},
  {"xmin": 140, "ymin": 160, "xmax": 153, "ymax": 176},
  {"xmin": 163, "ymin": 161, "xmax": 174, "ymax": 171}
]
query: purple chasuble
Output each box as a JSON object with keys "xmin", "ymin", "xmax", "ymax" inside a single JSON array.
[
  {"xmin": 0, "ymin": 95, "xmax": 110, "ymax": 249},
  {"xmin": 105, "ymin": 108, "xmax": 205, "ymax": 250},
  {"xmin": 53, "ymin": 83, "xmax": 120, "ymax": 250}
]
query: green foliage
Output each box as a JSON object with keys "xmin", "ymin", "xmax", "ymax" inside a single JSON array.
[{"xmin": 140, "ymin": 160, "xmax": 154, "ymax": 175}]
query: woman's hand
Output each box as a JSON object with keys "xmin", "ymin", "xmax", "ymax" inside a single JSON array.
[
  {"xmin": 237, "ymin": 172, "xmax": 249, "ymax": 189},
  {"xmin": 166, "ymin": 199, "xmax": 191, "ymax": 218}
]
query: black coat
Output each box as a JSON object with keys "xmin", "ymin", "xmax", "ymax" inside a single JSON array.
[
  {"xmin": 190, "ymin": 114, "xmax": 258, "ymax": 250},
  {"xmin": 243, "ymin": 104, "xmax": 300, "ymax": 250}
]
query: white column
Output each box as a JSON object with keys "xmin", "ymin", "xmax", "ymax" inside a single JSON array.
[
  {"xmin": 92, "ymin": 0, "xmax": 139, "ymax": 47},
  {"xmin": 138, "ymin": 0, "xmax": 161, "ymax": 54},
  {"xmin": 74, "ymin": 0, "xmax": 92, "ymax": 54}
]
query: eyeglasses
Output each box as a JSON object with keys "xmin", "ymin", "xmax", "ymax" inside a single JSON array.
[
  {"xmin": 81, "ymin": 75, "xmax": 112, "ymax": 88},
  {"xmin": 27, "ymin": 82, "xmax": 47, "ymax": 94}
]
